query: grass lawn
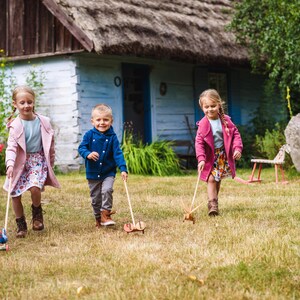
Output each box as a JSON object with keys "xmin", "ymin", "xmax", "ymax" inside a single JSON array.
[{"xmin": 0, "ymin": 168, "xmax": 299, "ymax": 299}]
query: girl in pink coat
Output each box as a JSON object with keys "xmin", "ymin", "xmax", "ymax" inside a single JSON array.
[
  {"xmin": 3, "ymin": 86, "xmax": 60, "ymax": 238},
  {"xmin": 195, "ymin": 89, "xmax": 243, "ymax": 216}
]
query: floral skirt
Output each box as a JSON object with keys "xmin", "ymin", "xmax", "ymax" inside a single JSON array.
[
  {"xmin": 11, "ymin": 152, "xmax": 48, "ymax": 197},
  {"xmin": 211, "ymin": 147, "xmax": 232, "ymax": 182}
]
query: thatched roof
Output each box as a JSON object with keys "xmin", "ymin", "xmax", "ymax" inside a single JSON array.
[{"xmin": 43, "ymin": 0, "xmax": 248, "ymax": 65}]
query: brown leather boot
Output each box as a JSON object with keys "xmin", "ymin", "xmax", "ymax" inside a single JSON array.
[
  {"xmin": 31, "ymin": 204, "xmax": 44, "ymax": 231},
  {"xmin": 16, "ymin": 216, "xmax": 28, "ymax": 238},
  {"xmin": 100, "ymin": 210, "xmax": 116, "ymax": 226},
  {"xmin": 208, "ymin": 199, "xmax": 219, "ymax": 216}
]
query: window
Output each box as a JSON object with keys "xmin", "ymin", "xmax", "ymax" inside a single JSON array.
[{"xmin": 208, "ymin": 72, "xmax": 228, "ymax": 112}]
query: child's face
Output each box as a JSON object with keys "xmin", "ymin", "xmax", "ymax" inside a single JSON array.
[
  {"xmin": 201, "ymin": 97, "xmax": 220, "ymax": 120},
  {"xmin": 91, "ymin": 110, "xmax": 113, "ymax": 133},
  {"xmin": 13, "ymin": 91, "xmax": 35, "ymax": 120}
]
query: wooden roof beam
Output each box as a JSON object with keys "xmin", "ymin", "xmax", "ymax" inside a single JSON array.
[{"xmin": 42, "ymin": 0, "xmax": 94, "ymax": 52}]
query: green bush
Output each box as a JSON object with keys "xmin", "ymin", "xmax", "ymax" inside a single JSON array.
[
  {"xmin": 255, "ymin": 123, "xmax": 285, "ymax": 159},
  {"xmin": 254, "ymin": 123, "xmax": 293, "ymax": 167},
  {"xmin": 236, "ymin": 78, "xmax": 291, "ymax": 169},
  {"xmin": 236, "ymin": 125, "xmax": 256, "ymax": 168},
  {"xmin": 237, "ymin": 122, "xmax": 293, "ymax": 169},
  {"xmin": 122, "ymin": 130, "xmax": 181, "ymax": 176},
  {"xmin": 251, "ymin": 79, "xmax": 286, "ymax": 137},
  {"xmin": 0, "ymin": 52, "xmax": 14, "ymax": 175}
]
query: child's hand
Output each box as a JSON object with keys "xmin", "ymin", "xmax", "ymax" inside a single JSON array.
[
  {"xmin": 6, "ymin": 166, "xmax": 13, "ymax": 178},
  {"xmin": 121, "ymin": 171, "xmax": 128, "ymax": 181},
  {"xmin": 198, "ymin": 161, "xmax": 205, "ymax": 173},
  {"xmin": 233, "ymin": 150, "xmax": 242, "ymax": 160},
  {"xmin": 87, "ymin": 152, "xmax": 99, "ymax": 161}
]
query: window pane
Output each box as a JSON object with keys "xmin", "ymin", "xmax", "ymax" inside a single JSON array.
[{"xmin": 208, "ymin": 73, "xmax": 228, "ymax": 112}]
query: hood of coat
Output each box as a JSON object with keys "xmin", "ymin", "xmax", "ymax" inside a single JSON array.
[
  {"xmin": 197, "ymin": 115, "xmax": 234, "ymax": 137},
  {"xmin": 7, "ymin": 114, "xmax": 52, "ymax": 138},
  {"xmin": 196, "ymin": 117, "xmax": 212, "ymax": 137},
  {"xmin": 7, "ymin": 116, "xmax": 24, "ymax": 139}
]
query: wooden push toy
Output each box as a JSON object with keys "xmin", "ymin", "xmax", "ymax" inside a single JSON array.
[
  {"xmin": 1, "ymin": 178, "xmax": 12, "ymax": 252},
  {"xmin": 182, "ymin": 175, "xmax": 202, "ymax": 224},
  {"xmin": 123, "ymin": 181, "xmax": 146, "ymax": 234}
]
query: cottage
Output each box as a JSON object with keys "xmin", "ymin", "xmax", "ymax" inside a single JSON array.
[{"xmin": 0, "ymin": 0, "xmax": 265, "ymax": 171}]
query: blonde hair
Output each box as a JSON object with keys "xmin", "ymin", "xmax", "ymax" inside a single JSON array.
[
  {"xmin": 8, "ymin": 85, "xmax": 36, "ymax": 122},
  {"xmin": 91, "ymin": 103, "xmax": 113, "ymax": 118},
  {"xmin": 199, "ymin": 89, "xmax": 229, "ymax": 135}
]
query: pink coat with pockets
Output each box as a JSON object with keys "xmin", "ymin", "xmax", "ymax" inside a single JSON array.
[
  {"xmin": 195, "ymin": 115, "xmax": 243, "ymax": 182},
  {"xmin": 3, "ymin": 114, "xmax": 60, "ymax": 192}
]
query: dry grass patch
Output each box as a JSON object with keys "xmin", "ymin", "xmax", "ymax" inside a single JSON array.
[{"xmin": 0, "ymin": 169, "xmax": 299, "ymax": 299}]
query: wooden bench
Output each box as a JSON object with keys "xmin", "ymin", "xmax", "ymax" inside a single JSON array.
[
  {"xmin": 166, "ymin": 115, "xmax": 198, "ymax": 169},
  {"xmin": 168, "ymin": 140, "xmax": 196, "ymax": 169}
]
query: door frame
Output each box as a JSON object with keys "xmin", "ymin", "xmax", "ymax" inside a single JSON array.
[{"xmin": 121, "ymin": 63, "xmax": 152, "ymax": 143}]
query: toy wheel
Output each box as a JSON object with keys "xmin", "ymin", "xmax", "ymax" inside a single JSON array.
[
  {"xmin": 123, "ymin": 223, "xmax": 134, "ymax": 233},
  {"xmin": 135, "ymin": 221, "xmax": 146, "ymax": 231}
]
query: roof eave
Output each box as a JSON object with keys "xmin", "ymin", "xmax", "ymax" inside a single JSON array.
[{"xmin": 42, "ymin": 0, "xmax": 94, "ymax": 52}]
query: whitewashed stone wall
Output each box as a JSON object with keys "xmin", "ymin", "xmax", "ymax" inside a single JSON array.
[{"xmin": 12, "ymin": 56, "xmax": 81, "ymax": 172}]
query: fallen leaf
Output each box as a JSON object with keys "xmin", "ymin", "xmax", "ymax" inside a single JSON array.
[
  {"xmin": 77, "ymin": 286, "xmax": 83, "ymax": 295},
  {"xmin": 188, "ymin": 275, "xmax": 205, "ymax": 285},
  {"xmin": 188, "ymin": 275, "xmax": 197, "ymax": 281}
]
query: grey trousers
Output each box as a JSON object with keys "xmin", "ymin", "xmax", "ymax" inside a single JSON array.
[{"xmin": 88, "ymin": 176, "xmax": 115, "ymax": 218}]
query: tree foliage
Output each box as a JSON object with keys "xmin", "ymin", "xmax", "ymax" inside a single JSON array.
[{"xmin": 229, "ymin": 0, "xmax": 300, "ymax": 114}]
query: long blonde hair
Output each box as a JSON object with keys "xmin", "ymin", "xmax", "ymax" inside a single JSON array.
[
  {"xmin": 8, "ymin": 85, "xmax": 36, "ymax": 122},
  {"xmin": 199, "ymin": 89, "xmax": 229, "ymax": 135}
]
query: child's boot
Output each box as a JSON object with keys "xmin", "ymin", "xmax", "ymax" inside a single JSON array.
[
  {"xmin": 31, "ymin": 204, "xmax": 44, "ymax": 231},
  {"xmin": 100, "ymin": 210, "xmax": 116, "ymax": 226},
  {"xmin": 16, "ymin": 216, "xmax": 28, "ymax": 238},
  {"xmin": 208, "ymin": 198, "xmax": 219, "ymax": 216},
  {"xmin": 95, "ymin": 216, "xmax": 101, "ymax": 228}
]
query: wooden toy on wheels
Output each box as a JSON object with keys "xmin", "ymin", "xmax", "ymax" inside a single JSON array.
[
  {"xmin": 182, "ymin": 175, "xmax": 202, "ymax": 224},
  {"xmin": 123, "ymin": 180, "xmax": 146, "ymax": 234},
  {"xmin": 0, "ymin": 178, "xmax": 12, "ymax": 252}
]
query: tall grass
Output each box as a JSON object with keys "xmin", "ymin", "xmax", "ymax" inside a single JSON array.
[
  {"xmin": 122, "ymin": 130, "xmax": 181, "ymax": 176},
  {"xmin": 0, "ymin": 169, "xmax": 299, "ymax": 299}
]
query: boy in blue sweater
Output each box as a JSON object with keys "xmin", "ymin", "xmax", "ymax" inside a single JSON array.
[{"xmin": 78, "ymin": 104, "xmax": 128, "ymax": 227}]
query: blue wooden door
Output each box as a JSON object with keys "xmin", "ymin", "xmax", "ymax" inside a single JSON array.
[{"xmin": 122, "ymin": 64, "xmax": 151, "ymax": 143}]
